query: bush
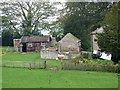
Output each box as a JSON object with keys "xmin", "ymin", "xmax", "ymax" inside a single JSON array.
[
  {"xmin": 62, "ymin": 63, "xmax": 119, "ymax": 73},
  {"xmin": 70, "ymin": 54, "xmax": 113, "ymax": 65},
  {"xmin": 92, "ymin": 54, "xmax": 97, "ymax": 59},
  {"xmin": 66, "ymin": 53, "xmax": 117, "ymax": 72},
  {"xmin": 81, "ymin": 51, "xmax": 92, "ymax": 59}
]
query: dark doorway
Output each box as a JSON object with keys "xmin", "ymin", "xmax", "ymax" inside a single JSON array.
[{"xmin": 22, "ymin": 43, "xmax": 27, "ymax": 52}]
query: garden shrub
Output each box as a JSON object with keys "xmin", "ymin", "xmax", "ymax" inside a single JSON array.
[
  {"xmin": 81, "ymin": 51, "xmax": 92, "ymax": 59},
  {"xmin": 62, "ymin": 63, "xmax": 119, "ymax": 73},
  {"xmin": 92, "ymin": 54, "xmax": 97, "ymax": 59}
]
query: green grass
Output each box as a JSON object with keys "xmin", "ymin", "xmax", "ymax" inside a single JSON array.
[
  {"xmin": 1, "ymin": 46, "xmax": 119, "ymax": 88},
  {"xmin": 0, "ymin": 46, "xmax": 14, "ymax": 52},
  {"xmin": 2, "ymin": 67, "xmax": 118, "ymax": 88},
  {"xmin": 2, "ymin": 52, "xmax": 40, "ymax": 61},
  {"xmin": 1, "ymin": 52, "xmax": 63, "ymax": 67},
  {"xmin": 82, "ymin": 58, "xmax": 113, "ymax": 65},
  {"xmin": 1, "ymin": 46, "xmax": 67, "ymax": 67}
]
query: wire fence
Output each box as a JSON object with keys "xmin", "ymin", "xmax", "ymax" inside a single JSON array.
[{"xmin": 0, "ymin": 61, "xmax": 46, "ymax": 69}]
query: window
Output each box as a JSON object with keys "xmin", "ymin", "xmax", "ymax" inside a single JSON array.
[
  {"xmin": 94, "ymin": 39, "xmax": 98, "ymax": 42},
  {"xmin": 28, "ymin": 43, "xmax": 32, "ymax": 47},
  {"xmin": 41, "ymin": 42, "xmax": 45, "ymax": 46}
]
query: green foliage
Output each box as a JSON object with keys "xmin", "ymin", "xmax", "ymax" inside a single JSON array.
[
  {"xmin": 1, "ymin": 2, "xmax": 56, "ymax": 36},
  {"xmin": 60, "ymin": 2, "xmax": 112, "ymax": 50},
  {"xmin": 49, "ymin": 23, "xmax": 64, "ymax": 41},
  {"xmin": 63, "ymin": 61, "xmax": 119, "ymax": 73},
  {"xmin": 2, "ymin": 30, "xmax": 13, "ymax": 46},
  {"xmin": 71, "ymin": 54, "xmax": 113, "ymax": 65},
  {"xmin": 82, "ymin": 59, "xmax": 113, "ymax": 65},
  {"xmin": 81, "ymin": 51, "xmax": 92, "ymax": 59},
  {"xmin": 68, "ymin": 54, "xmax": 119, "ymax": 72},
  {"xmin": 2, "ymin": 30, "xmax": 21, "ymax": 46},
  {"xmin": 98, "ymin": 2, "xmax": 120, "ymax": 62}
]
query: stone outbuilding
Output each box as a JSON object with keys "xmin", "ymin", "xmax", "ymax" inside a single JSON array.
[
  {"xmin": 91, "ymin": 27, "xmax": 104, "ymax": 51},
  {"xmin": 58, "ymin": 33, "xmax": 81, "ymax": 53},
  {"xmin": 13, "ymin": 35, "xmax": 56, "ymax": 52}
]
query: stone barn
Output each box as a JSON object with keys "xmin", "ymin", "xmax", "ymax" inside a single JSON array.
[
  {"xmin": 13, "ymin": 35, "xmax": 56, "ymax": 52},
  {"xmin": 58, "ymin": 33, "xmax": 81, "ymax": 53}
]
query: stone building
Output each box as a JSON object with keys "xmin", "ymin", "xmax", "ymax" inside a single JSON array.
[
  {"xmin": 58, "ymin": 33, "xmax": 81, "ymax": 53},
  {"xmin": 13, "ymin": 35, "xmax": 56, "ymax": 52},
  {"xmin": 91, "ymin": 27, "xmax": 104, "ymax": 51},
  {"xmin": 13, "ymin": 39, "xmax": 21, "ymax": 51}
]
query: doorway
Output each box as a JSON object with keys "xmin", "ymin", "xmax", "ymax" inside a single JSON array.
[{"xmin": 22, "ymin": 43, "xmax": 27, "ymax": 52}]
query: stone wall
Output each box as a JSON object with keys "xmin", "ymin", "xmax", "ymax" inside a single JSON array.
[
  {"xmin": 41, "ymin": 50, "xmax": 58, "ymax": 59},
  {"xmin": 13, "ymin": 39, "xmax": 21, "ymax": 51},
  {"xmin": 41, "ymin": 50, "xmax": 71, "ymax": 59},
  {"xmin": 91, "ymin": 34, "xmax": 100, "ymax": 51}
]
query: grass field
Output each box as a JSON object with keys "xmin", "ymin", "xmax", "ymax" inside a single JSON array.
[
  {"xmin": 1, "ymin": 46, "xmax": 119, "ymax": 88},
  {"xmin": 1, "ymin": 46, "xmax": 62, "ymax": 67},
  {"xmin": 2, "ymin": 52, "xmax": 64, "ymax": 67},
  {"xmin": 2, "ymin": 67, "xmax": 118, "ymax": 88}
]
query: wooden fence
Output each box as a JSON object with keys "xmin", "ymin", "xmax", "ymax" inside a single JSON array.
[{"xmin": 0, "ymin": 61, "xmax": 46, "ymax": 69}]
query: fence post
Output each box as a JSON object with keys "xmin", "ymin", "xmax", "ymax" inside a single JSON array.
[
  {"xmin": 34, "ymin": 62, "xmax": 36, "ymax": 69},
  {"xmin": 39, "ymin": 62, "xmax": 41, "ymax": 69},
  {"xmin": 29, "ymin": 63, "xmax": 31, "ymax": 69},
  {"xmin": 44, "ymin": 61, "xmax": 46, "ymax": 69}
]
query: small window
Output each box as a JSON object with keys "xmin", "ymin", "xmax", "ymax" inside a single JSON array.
[
  {"xmin": 41, "ymin": 42, "xmax": 45, "ymax": 46},
  {"xmin": 94, "ymin": 39, "xmax": 98, "ymax": 42},
  {"xmin": 28, "ymin": 43, "xmax": 33, "ymax": 47}
]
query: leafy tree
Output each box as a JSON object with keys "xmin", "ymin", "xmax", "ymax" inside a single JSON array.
[
  {"xmin": 48, "ymin": 2, "xmax": 65, "ymax": 41},
  {"xmin": 60, "ymin": 2, "xmax": 112, "ymax": 51},
  {"xmin": 2, "ymin": 30, "xmax": 13, "ymax": 46},
  {"xmin": 1, "ymin": 1, "xmax": 56, "ymax": 36},
  {"xmin": 0, "ymin": 1, "xmax": 57, "ymax": 46},
  {"xmin": 98, "ymin": 2, "xmax": 120, "ymax": 63},
  {"xmin": 49, "ymin": 22, "xmax": 64, "ymax": 41}
]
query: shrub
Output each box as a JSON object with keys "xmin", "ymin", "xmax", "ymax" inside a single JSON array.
[
  {"xmin": 81, "ymin": 51, "xmax": 92, "ymax": 59},
  {"xmin": 92, "ymin": 54, "xmax": 97, "ymax": 59},
  {"xmin": 62, "ymin": 63, "xmax": 119, "ymax": 73}
]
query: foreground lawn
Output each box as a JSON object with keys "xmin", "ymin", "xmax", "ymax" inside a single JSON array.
[{"xmin": 2, "ymin": 67, "xmax": 118, "ymax": 88}]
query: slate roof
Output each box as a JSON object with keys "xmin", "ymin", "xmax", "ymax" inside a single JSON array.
[{"xmin": 21, "ymin": 35, "xmax": 51, "ymax": 43}]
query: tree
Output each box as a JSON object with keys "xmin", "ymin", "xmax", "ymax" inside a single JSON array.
[
  {"xmin": 2, "ymin": 29, "xmax": 13, "ymax": 46},
  {"xmin": 48, "ymin": 2, "xmax": 65, "ymax": 41},
  {"xmin": 49, "ymin": 22, "xmax": 64, "ymax": 41},
  {"xmin": 60, "ymin": 2, "xmax": 112, "ymax": 51},
  {"xmin": 1, "ymin": 1, "xmax": 56, "ymax": 36},
  {"xmin": 98, "ymin": 2, "xmax": 120, "ymax": 63},
  {"xmin": 0, "ymin": 1, "xmax": 57, "ymax": 46}
]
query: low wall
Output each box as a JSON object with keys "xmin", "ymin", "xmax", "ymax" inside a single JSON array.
[
  {"xmin": 41, "ymin": 50, "xmax": 71, "ymax": 59},
  {"xmin": 41, "ymin": 50, "xmax": 58, "ymax": 59}
]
